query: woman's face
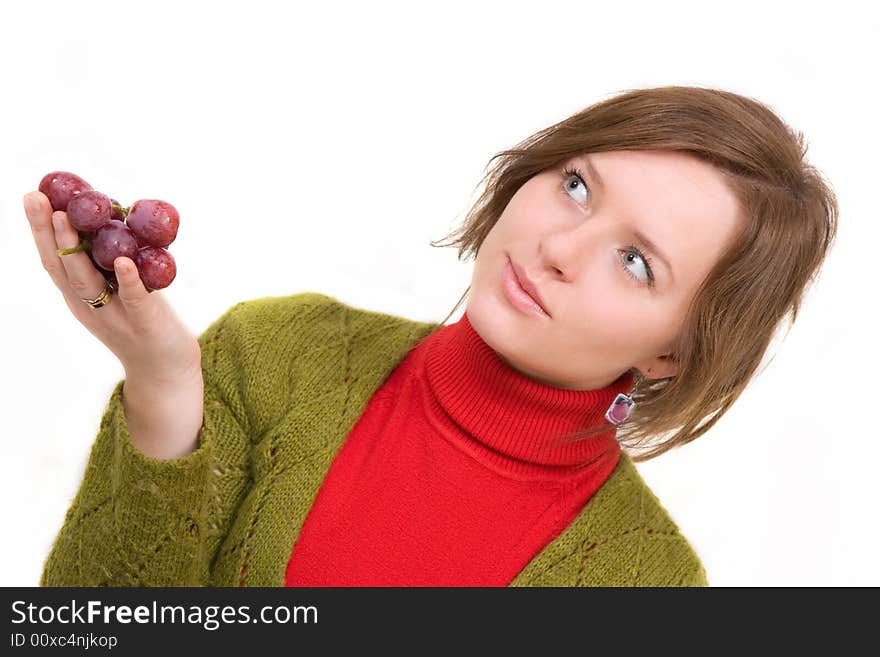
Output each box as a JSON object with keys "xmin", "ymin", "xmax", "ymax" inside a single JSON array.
[{"xmin": 466, "ymin": 149, "xmax": 745, "ymax": 390}]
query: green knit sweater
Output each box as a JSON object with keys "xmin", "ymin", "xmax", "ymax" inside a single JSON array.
[{"xmin": 40, "ymin": 292, "xmax": 709, "ymax": 587}]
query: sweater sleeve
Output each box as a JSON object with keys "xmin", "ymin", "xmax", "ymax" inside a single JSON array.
[
  {"xmin": 39, "ymin": 301, "xmax": 255, "ymax": 587},
  {"xmin": 630, "ymin": 533, "xmax": 710, "ymax": 587}
]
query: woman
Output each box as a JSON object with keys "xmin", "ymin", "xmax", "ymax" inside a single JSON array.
[{"xmin": 27, "ymin": 85, "xmax": 838, "ymax": 587}]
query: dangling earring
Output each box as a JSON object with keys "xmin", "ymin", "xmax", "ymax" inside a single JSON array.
[
  {"xmin": 605, "ymin": 392, "xmax": 635, "ymax": 425},
  {"xmin": 605, "ymin": 368, "xmax": 644, "ymax": 425}
]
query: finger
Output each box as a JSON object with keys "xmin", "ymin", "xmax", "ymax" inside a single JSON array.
[
  {"xmin": 51, "ymin": 209, "xmax": 112, "ymax": 302},
  {"xmin": 24, "ymin": 192, "xmax": 107, "ymax": 308},
  {"xmin": 113, "ymin": 256, "xmax": 153, "ymax": 317},
  {"xmin": 23, "ymin": 191, "xmax": 67, "ymax": 288}
]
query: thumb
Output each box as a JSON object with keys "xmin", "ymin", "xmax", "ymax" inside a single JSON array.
[{"xmin": 113, "ymin": 256, "xmax": 150, "ymax": 307}]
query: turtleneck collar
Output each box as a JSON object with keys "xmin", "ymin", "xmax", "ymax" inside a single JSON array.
[{"xmin": 419, "ymin": 310, "xmax": 634, "ymax": 480}]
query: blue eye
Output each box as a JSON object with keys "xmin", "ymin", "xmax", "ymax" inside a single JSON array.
[
  {"xmin": 561, "ymin": 166, "xmax": 591, "ymax": 205},
  {"xmin": 619, "ymin": 246, "xmax": 656, "ymax": 288},
  {"xmin": 560, "ymin": 166, "xmax": 656, "ymax": 289}
]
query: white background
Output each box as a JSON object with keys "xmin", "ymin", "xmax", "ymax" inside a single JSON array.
[{"xmin": 1, "ymin": 0, "xmax": 877, "ymax": 587}]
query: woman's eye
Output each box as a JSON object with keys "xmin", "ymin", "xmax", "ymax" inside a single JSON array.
[
  {"xmin": 620, "ymin": 249, "xmax": 652, "ymax": 286},
  {"xmin": 620, "ymin": 247, "xmax": 656, "ymax": 288},
  {"xmin": 561, "ymin": 168, "xmax": 591, "ymax": 205}
]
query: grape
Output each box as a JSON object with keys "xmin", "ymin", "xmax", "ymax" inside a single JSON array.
[
  {"xmin": 126, "ymin": 199, "xmax": 179, "ymax": 248},
  {"xmin": 135, "ymin": 247, "xmax": 176, "ymax": 291},
  {"xmin": 90, "ymin": 220, "xmax": 139, "ymax": 270},
  {"xmin": 66, "ymin": 190, "xmax": 112, "ymax": 232},
  {"xmin": 39, "ymin": 170, "xmax": 181, "ymax": 292},
  {"xmin": 109, "ymin": 198, "xmax": 126, "ymax": 222},
  {"xmin": 39, "ymin": 171, "xmax": 93, "ymax": 212},
  {"xmin": 86, "ymin": 248, "xmax": 118, "ymax": 288},
  {"xmin": 133, "ymin": 233, "xmax": 151, "ymax": 249}
]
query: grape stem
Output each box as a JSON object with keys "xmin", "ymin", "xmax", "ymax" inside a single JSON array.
[
  {"xmin": 57, "ymin": 236, "xmax": 91, "ymax": 257},
  {"xmin": 111, "ymin": 203, "xmax": 130, "ymax": 219}
]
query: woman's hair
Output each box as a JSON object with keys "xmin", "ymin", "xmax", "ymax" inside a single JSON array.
[{"xmin": 429, "ymin": 85, "xmax": 839, "ymax": 463}]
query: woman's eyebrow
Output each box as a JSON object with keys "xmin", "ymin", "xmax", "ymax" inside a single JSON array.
[
  {"xmin": 580, "ymin": 154, "xmax": 606, "ymax": 193},
  {"xmin": 631, "ymin": 228, "xmax": 675, "ymax": 285},
  {"xmin": 580, "ymin": 154, "xmax": 676, "ymax": 285}
]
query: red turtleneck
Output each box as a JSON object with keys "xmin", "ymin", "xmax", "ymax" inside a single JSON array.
[{"xmin": 284, "ymin": 311, "xmax": 634, "ymax": 586}]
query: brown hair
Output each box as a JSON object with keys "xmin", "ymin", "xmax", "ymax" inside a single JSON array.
[{"xmin": 428, "ymin": 85, "xmax": 839, "ymax": 463}]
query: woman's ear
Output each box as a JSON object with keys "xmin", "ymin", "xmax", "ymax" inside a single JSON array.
[{"xmin": 636, "ymin": 353, "xmax": 679, "ymax": 380}]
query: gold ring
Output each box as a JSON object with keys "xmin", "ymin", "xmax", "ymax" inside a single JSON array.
[{"xmin": 80, "ymin": 280, "xmax": 114, "ymax": 308}]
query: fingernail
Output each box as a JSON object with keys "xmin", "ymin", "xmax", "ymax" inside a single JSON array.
[{"xmin": 52, "ymin": 214, "xmax": 62, "ymax": 231}]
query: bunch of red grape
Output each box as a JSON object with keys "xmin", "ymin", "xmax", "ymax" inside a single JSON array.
[{"xmin": 39, "ymin": 171, "xmax": 179, "ymax": 292}]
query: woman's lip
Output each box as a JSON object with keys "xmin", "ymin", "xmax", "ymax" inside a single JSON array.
[
  {"xmin": 508, "ymin": 256, "xmax": 551, "ymax": 317},
  {"xmin": 503, "ymin": 257, "xmax": 551, "ymax": 318}
]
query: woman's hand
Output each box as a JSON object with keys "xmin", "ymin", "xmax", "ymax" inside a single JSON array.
[{"xmin": 23, "ymin": 190, "xmax": 201, "ymax": 383}]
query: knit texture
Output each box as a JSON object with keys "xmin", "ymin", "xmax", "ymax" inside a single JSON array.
[{"xmin": 39, "ymin": 292, "xmax": 709, "ymax": 587}]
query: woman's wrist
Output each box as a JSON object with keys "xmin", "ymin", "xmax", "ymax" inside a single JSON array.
[{"xmin": 122, "ymin": 368, "xmax": 205, "ymax": 461}]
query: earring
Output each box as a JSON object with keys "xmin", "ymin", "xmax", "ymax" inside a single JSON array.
[{"xmin": 605, "ymin": 392, "xmax": 635, "ymax": 425}]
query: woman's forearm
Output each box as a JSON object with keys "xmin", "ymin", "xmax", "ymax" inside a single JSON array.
[{"xmin": 122, "ymin": 369, "xmax": 205, "ymax": 461}]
